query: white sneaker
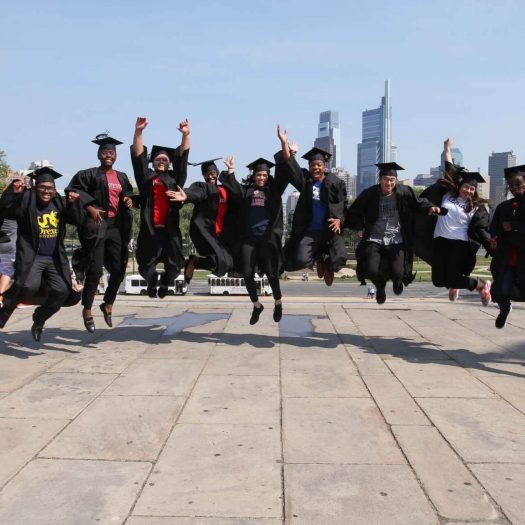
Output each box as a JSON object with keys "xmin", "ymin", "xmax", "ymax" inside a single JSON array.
[{"xmin": 448, "ymin": 288, "xmax": 459, "ymax": 301}]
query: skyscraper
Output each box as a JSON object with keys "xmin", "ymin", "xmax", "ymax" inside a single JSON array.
[
  {"xmin": 440, "ymin": 147, "xmax": 464, "ymax": 171},
  {"xmin": 314, "ymin": 111, "xmax": 341, "ymax": 170},
  {"xmin": 357, "ymin": 80, "xmax": 392, "ymax": 194},
  {"xmin": 489, "ymin": 151, "xmax": 516, "ymax": 205}
]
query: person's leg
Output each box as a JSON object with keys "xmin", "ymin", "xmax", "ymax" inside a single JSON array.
[
  {"xmin": 295, "ymin": 234, "xmax": 319, "ymax": 271},
  {"xmin": 81, "ymin": 237, "xmax": 104, "ymax": 315},
  {"xmin": 362, "ymin": 242, "xmax": 387, "ymax": 302},
  {"xmin": 388, "ymin": 244, "xmax": 405, "ymax": 295},
  {"xmin": 431, "ymin": 237, "xmax": 447, "ymax": 288},
  {"xmin": 495, "ymin": 265, "xmax": 514, "ymax": 328},
  {"xmin": 241, "ymin": 240, "xmax": 265, "ymax": 324},
  {"xmin": 33, "ymin": 260, "xmax": 69, "ymax": 327},
  {"xmin": 102, "ymin": 224, "xmax": 125, "ymax": 312}
]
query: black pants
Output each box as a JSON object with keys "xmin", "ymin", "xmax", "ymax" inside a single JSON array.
[
  {"xmin": 19, "ymin": 258, "xmax": 69, "ymax": 326},
  {"xmin": 432, "ymin": 237, "xmax": 477, "ymax": 290},
  {"xmin": 82, "ymin": 222, "xmax": 126, "ymax": 309},
  {"xmin": 241, "ymin": 237, "xmax": 282, "ymax": 302},
  {"xmin": 138, "ymin": 228, "xmax": 179, "ymax": 288},
  {"xmin": 362, "ymin": 241, "xmax": 405, "ymax": 288},
  {"xmin": 295, "ymin": 231, "xmax": 327, "ymax": 269}
]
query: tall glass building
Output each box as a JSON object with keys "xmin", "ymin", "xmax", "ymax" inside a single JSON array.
[
  {"xmin": 314, "ymin": 111, "xmax": 341, "ymax": 170},
  {"xmin": 357, "ymin": 80, "xmax": 392, "ymax": 194},
  {"xmin": 489, "ymin": 151, "xmax": 516, "ymax": 205}
]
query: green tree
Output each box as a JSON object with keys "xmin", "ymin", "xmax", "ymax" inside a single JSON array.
[{"xmin": 0, "ymin": 150, "xmax": 12, "ymax": 191}]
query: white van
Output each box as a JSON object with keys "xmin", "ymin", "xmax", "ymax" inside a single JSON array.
[
  {"xmin": 123, "ymin": 274, "xmax": 188, "ymax": 295},
  {"xmin": 208, "ymin": 274, "xmax": 272, "ymax": 296}
]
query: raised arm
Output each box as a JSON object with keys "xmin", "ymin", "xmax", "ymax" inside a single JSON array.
[
  {"xmin": 178, "ymin": 119, "xmax": 191, "ymax": 152},
  {"xmin": 277, "ymin": 124, "xmax": 291, "ymax": 162},
  {"xmin": 131, "ymin": 117, "xmax": 149, "ymax": 189},
  {"xmin": 133, "ymin": 116, "xmax": 148, "ymax": 157},
  {"xmin": 443, "ymin": 137, "xmax": 453, "ymax": 164}
]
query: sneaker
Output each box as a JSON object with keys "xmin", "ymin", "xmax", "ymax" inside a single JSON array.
[
  {"xmin": 376, "ymin": 286, "xmax": 386, "ymax": 305},
  {"xmin": 393, "ymin": 281, "xmax": 403, "ymax": 295},
  {"xmin": 31, "ymin": 323, "xmax": 43, "ymax": 342},
  {"xmin": 478, "ymin": 280, "xmax": 491, "ymax": 307},
  {"xmin": 316, "ymin": 260, "xmax": 325, "ymax": 279},
  {"xmin": 250, "ymin": 304, "xmax": 264, "ymax": 325},
  {"xmin": 157, "ymin": 286, "xmax": 168, "ymax": 299},
  {"xmin": 495, "ymin": 304, "xmax": 512, "ymax": 329},
  {"xmin": 448, "ymin": 288, "xmax": 459, "ymax": 301},
  {"xmin": 273, "ymin": 303, "xmax": 282, "ymax": 322}
]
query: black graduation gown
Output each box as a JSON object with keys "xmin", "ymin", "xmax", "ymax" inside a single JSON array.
[
  {"xmin": 221, "ymin": 165, "xmax": 288, "ymax": 277},
  {"xmin": 130, "ymin": 146, "xmax": 189, "ymax": 274},
  {"xmin": 347, "ymin": 184, "xmax": 432, "ymax": 285},
  {"xmin": 413, "ymin": 182, "xmax": 492, "ymax": 275},
  {"xmin": 276, "ymin": 153, "xmax": 347, "ymax": 272},
  {"xmin": 489, "ymin": 195, "xmax": 525, "ymax": 302},
  {"xmin": 0, "ymin": 185, "xmax": 82, "ymax": 327},
  {"xmin": 67, "ymin": 167, "xmax": 133, "ymax": 281},
  {"xmin": 185, "ymin": 171, "xmax": 243, "ymax": 276}
]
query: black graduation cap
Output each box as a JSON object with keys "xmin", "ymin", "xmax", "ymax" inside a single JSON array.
[
  {"xmin": 189, "ymin": 158, "xmax": 222, "ymax": 176},
  {"xmin": 28, "ymin": 167, "xmax": 63, "ymax": 185},
  {"xmin": 458, "ymin": 171, "xmax": 485, "ymax": 186},
  {"xmin": 149, "ymin": 145, "xmax": 178, "ymax": 164},
  {"xmin": 246, "ymin": 158, "xmax": 275, "ymax": 173},
  {"xmin": 301, "ymin": 147, "xmax": 332, "ymax": 162},
  {"xmin": 504, "ymin": 164, "xmax": 525, "ymax": 179},
  {"xmin": 375, "ymin": 162, "xmax": 404, "ymax": 177},
  {"xmin": 92, "ymin": 133, "xmax": 123, "ymax": 149}
]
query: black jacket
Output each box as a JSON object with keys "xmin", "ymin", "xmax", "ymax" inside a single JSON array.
[
  {"xmin": 347, "ymin": 184, "xmax": 432, "ymax": 285},
  {"xmin": 185, "ymin": 171, "xmax": 242, "ymax": 276},
  {"xmin": 413, "ymin": 182, "xmax": 492, "ymax": 275},
  {"xmin": 277, "ymin": 153, "xmax": 347, "ymax": 272},
  {"xmin": 489, "ymin": 195, "xmax": 525, "ymax": 302}
]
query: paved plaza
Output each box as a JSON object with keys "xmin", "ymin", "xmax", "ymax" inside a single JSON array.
[{"xmin": 0, "ymin": 289, "xmax": 524, "ymax": 524}]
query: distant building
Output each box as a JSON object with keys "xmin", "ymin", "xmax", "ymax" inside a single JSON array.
[
  {"xmin": 330, "ymin": 167, "xmax": 356, "ymax": 200},
  {"xmin": 286, "ymin": 191, "xmax": 300, "ymax": 224},
  {"xmin": 398, "ymin": 179, "xmax": 413, "ymax": 188},
  {"xmin": 440, "ymin": 148, "xmax": 464, "ymax": 172},
  {"xmin": 413, "ymin": 174, "xmax": 435, "ymax": 188},
  {"xmin": 489, "ymin": 151, "xmax": 516, "ymax": 205},
  {"xmin": 314, "ymin": 111, "xmax": 341, "ymax": 170},
  {"xmin": 16, "ymin": 160, "xmax": 55, "ymax": 185},
  {"xmin": 357, "ymin": 80, "xmax": 393, "ymax": 194}
]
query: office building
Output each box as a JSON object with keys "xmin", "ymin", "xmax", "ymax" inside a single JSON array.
[
  {"xmin": 357, "ymin": 80, "xmax": 392, "ymax": 193},
  {"xmin": 489, "ymin": 151, "xmax": 516, "ymax": 205},
  {"xmin": 314, "ymin": 111, "xmax": 341, "ymax": 169}
]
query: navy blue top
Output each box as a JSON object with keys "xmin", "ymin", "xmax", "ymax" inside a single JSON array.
[
  {"xmin": 36, "ymin": 200, "xmax": 60, "ymax": 258},
  {"xmin": 247, "ymin": 188, "xmax": 271, "ymax": 237},
  {"xmin": 307, "ymin": 181, "xmax": 328, "ymax": 232}
]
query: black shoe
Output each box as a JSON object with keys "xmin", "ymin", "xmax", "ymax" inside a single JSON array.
[
  {"xmin": 99, "ymin": 303, "xmax": 112, "ymax": 327},
  {"xmin": 376, "ymin": 286, "xmax": 386, "ymax": 305},
  {"xmin": 147, "ymin": 285, "xmax": 157, "ymax": 298},
  {"xmin": 250, "ymin": 304, "xmax": 264, "ymax": 325},
  {"xmin": 495, "ymin": 305, "xmax": 512, "ymax": 329},
  {"xmin": 31, "ymin": 323, "xmax": 43, "ymax": 342},
  {"xmin": 393, "ymin": 281, "xmax": 403, "ymax": 295},
  {"xmin": 157, "ymin": 286, "xmax": 168, "ymax": 299},
  {"xmin": 184, "ymin": 255, "xmax": 195, "ymax": 284},
  {"xmin": 273, "ymin": 303, "xmax": 282, "ymax": 322},
  {"xmin": 82, "ymin": 311, "xmax": 95, "ymax": 333}
]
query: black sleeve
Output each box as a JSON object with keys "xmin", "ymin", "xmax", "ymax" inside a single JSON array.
[
  {"xmin": 0, "ymin": 183, "xmax": 26, "ymax": 219},
  {"xmin": 489, "ymin": 203, "xmax": 502, "ymax": 238},
  {"xmin": 272, "ymin": 151, "xmax": 290, "ymax": 197},
  {"xmin": 68, "ymin": 170, "xmax": 96, "ymax": 202},
  {"xmin": 469, "ymin": 206, "xmax": 492, "ymax": 252},
  {"xmin": 346, "ymin": 190, "xmax": 367, "ymax": 231},
  {"xmin": 274, "ymin": 151, "xmax": 305, "ymax": 192},
  {"xmin": 328, "ymin": 178, "xmax": 347, "ymax": 222},
  {"xmin": 130, "ymin": 146, "xmax": 149, "ymax": 189},
  {"xmin": 185, "ymin": 182, "xmax": 208, "ymax": 204},
  {"xmin": 219, "ymin": 171, "xmax": 244, "ymax": 200},
  {"xmin": 120, "ymin": 172, "xmax": 134, "ymax": 198},
  {"xmin": 172, "ymin": 146, "xmax": 189, "ymax": 188}
]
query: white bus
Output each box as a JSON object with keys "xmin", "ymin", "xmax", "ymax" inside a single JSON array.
[
  {"xmin": 208, "ymin": 274, "xmax": 272, "ymax": 296},
  {"xmin": 123, "ymin": 274, "xmax": 188, "ymax": 295}
]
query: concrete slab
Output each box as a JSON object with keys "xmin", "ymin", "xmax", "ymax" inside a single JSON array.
[
  {"xmin": 134, "ymin": 424, "xmax": 281, "ymax": 518},
  {"xmin": 0, "ymin": 372, "xmax": 116, "ymax": 419},
  {"xmin": 281, "ymin": 357, "xmax": 368, "ymax": 398},
  {"xmin": 127, "ymin": 519, "xmax": 282, "ymax": 525},
  {"xmin": 469, "ymin": 464, "xmax": 525, "ymax": 525},
  {"xmin": 283, "ymin": 397, "xmax": 405, "ymax": 464},
  {"xmin": 364, "ymin": 374, "xmax": 430, "ymax": 425},
  {"xmin": 0, "ymin": 354, "xmax": 63, "ymax": 392},
  {"xmin": 477, "ymin": 375, "xmax": 525, "ymax": 414},
  {"xmin": 386, "ymin": 360, "xmax": 496, "ymax": 398},
  {"xmin": 0, "ymin": 458, "xmax": 150, "ymax": 524},
  {"xmin": 179, "ymin": 375, "xmax": 280, "ymax": 425},
  {"xmin": 285, "ymin": 463, "xmax": 439, "ymax": 524},
  {"xmin": 0, "ymin": 417, "xmax": 69, "ymax": 487},
  {"xmin": 392, "ymin": 425, "xmax": 498, "ymax": 521},
  {"xmin": 104, "ymin": 358, "xmax": 204, "ymax": 396},
  {"xmin": 204, "ymin": 346, "xmax": 280, "ymax": 376},
  {"xmin": 40, "ymin": 395, "xmax": 184, "ymax": 461},
  {"xmin": 418, "ymin": 398, "xmax": 525, "ymax": 462}
]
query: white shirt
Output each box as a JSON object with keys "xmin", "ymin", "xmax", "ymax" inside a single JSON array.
[{"xmin": 434, "ymin": 192, "xmax": 476, "ymax": 241}]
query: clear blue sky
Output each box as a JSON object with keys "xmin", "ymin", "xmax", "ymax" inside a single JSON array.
[{"xmin": 2, "ymin": 0, "xmax": 524, "ymax": 189}]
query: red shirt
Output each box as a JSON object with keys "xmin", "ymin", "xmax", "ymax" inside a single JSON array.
[
  {"xmin": 215, "ymin": 186, "xmax": 228, "ymax": 236},
  {"xmin": 153, "ymin": 177, "xmax": 170, "ymax": 226},
  {"xmin": 105, "ymin": 170, "xmax": 122, "ymax": 218}
]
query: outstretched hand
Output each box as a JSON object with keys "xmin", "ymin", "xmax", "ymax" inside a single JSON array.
[
  {"xmin": 167, "ymin": 186, "xmax": 187, "ymax": 202},
  {"xmin": 67, "ymin": 191, "xmax": 80, "ymax": 203},
  {"xmin": 277, "ymin": 124, "xmax": 288, "ymax": 145},
  {"xmin": 428, "ymin": 206, "xmax": 441, "ymax": 215},
  {"xmin": 328, "ymin": 217, "xmax": 341, "ymax": 234},
  {"xmin": 12, "ymin": 180, "xmax": 26, "ymax": 193},
  {"xmin": 224, "ymin": 155, "xmax": 235, "ymax": 172},
  {"xmin": 135, "ymin": 116, "xmax": 148, "ymax": 131},
  {"xmin": 289, "ymin": 141, "xmax": 299, "ymax": 155},
  {"xmin": 178, "ymin": 119, "xmax": 190, "ymax": 136}
]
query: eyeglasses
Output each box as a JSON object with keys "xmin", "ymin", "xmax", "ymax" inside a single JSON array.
[{"xmin": 36, "ymin": 186, "xmax": 56, "ymax": 193}]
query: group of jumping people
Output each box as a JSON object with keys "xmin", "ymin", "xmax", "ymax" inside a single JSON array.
[{"xmin": 0, "ymin": 121, "xmax": 523, "ymax": 341}]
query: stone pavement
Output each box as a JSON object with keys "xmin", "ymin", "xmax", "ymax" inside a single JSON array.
[{"xmin": 0, "ymin": 293, "xmax": 524, "ymax": 524}]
